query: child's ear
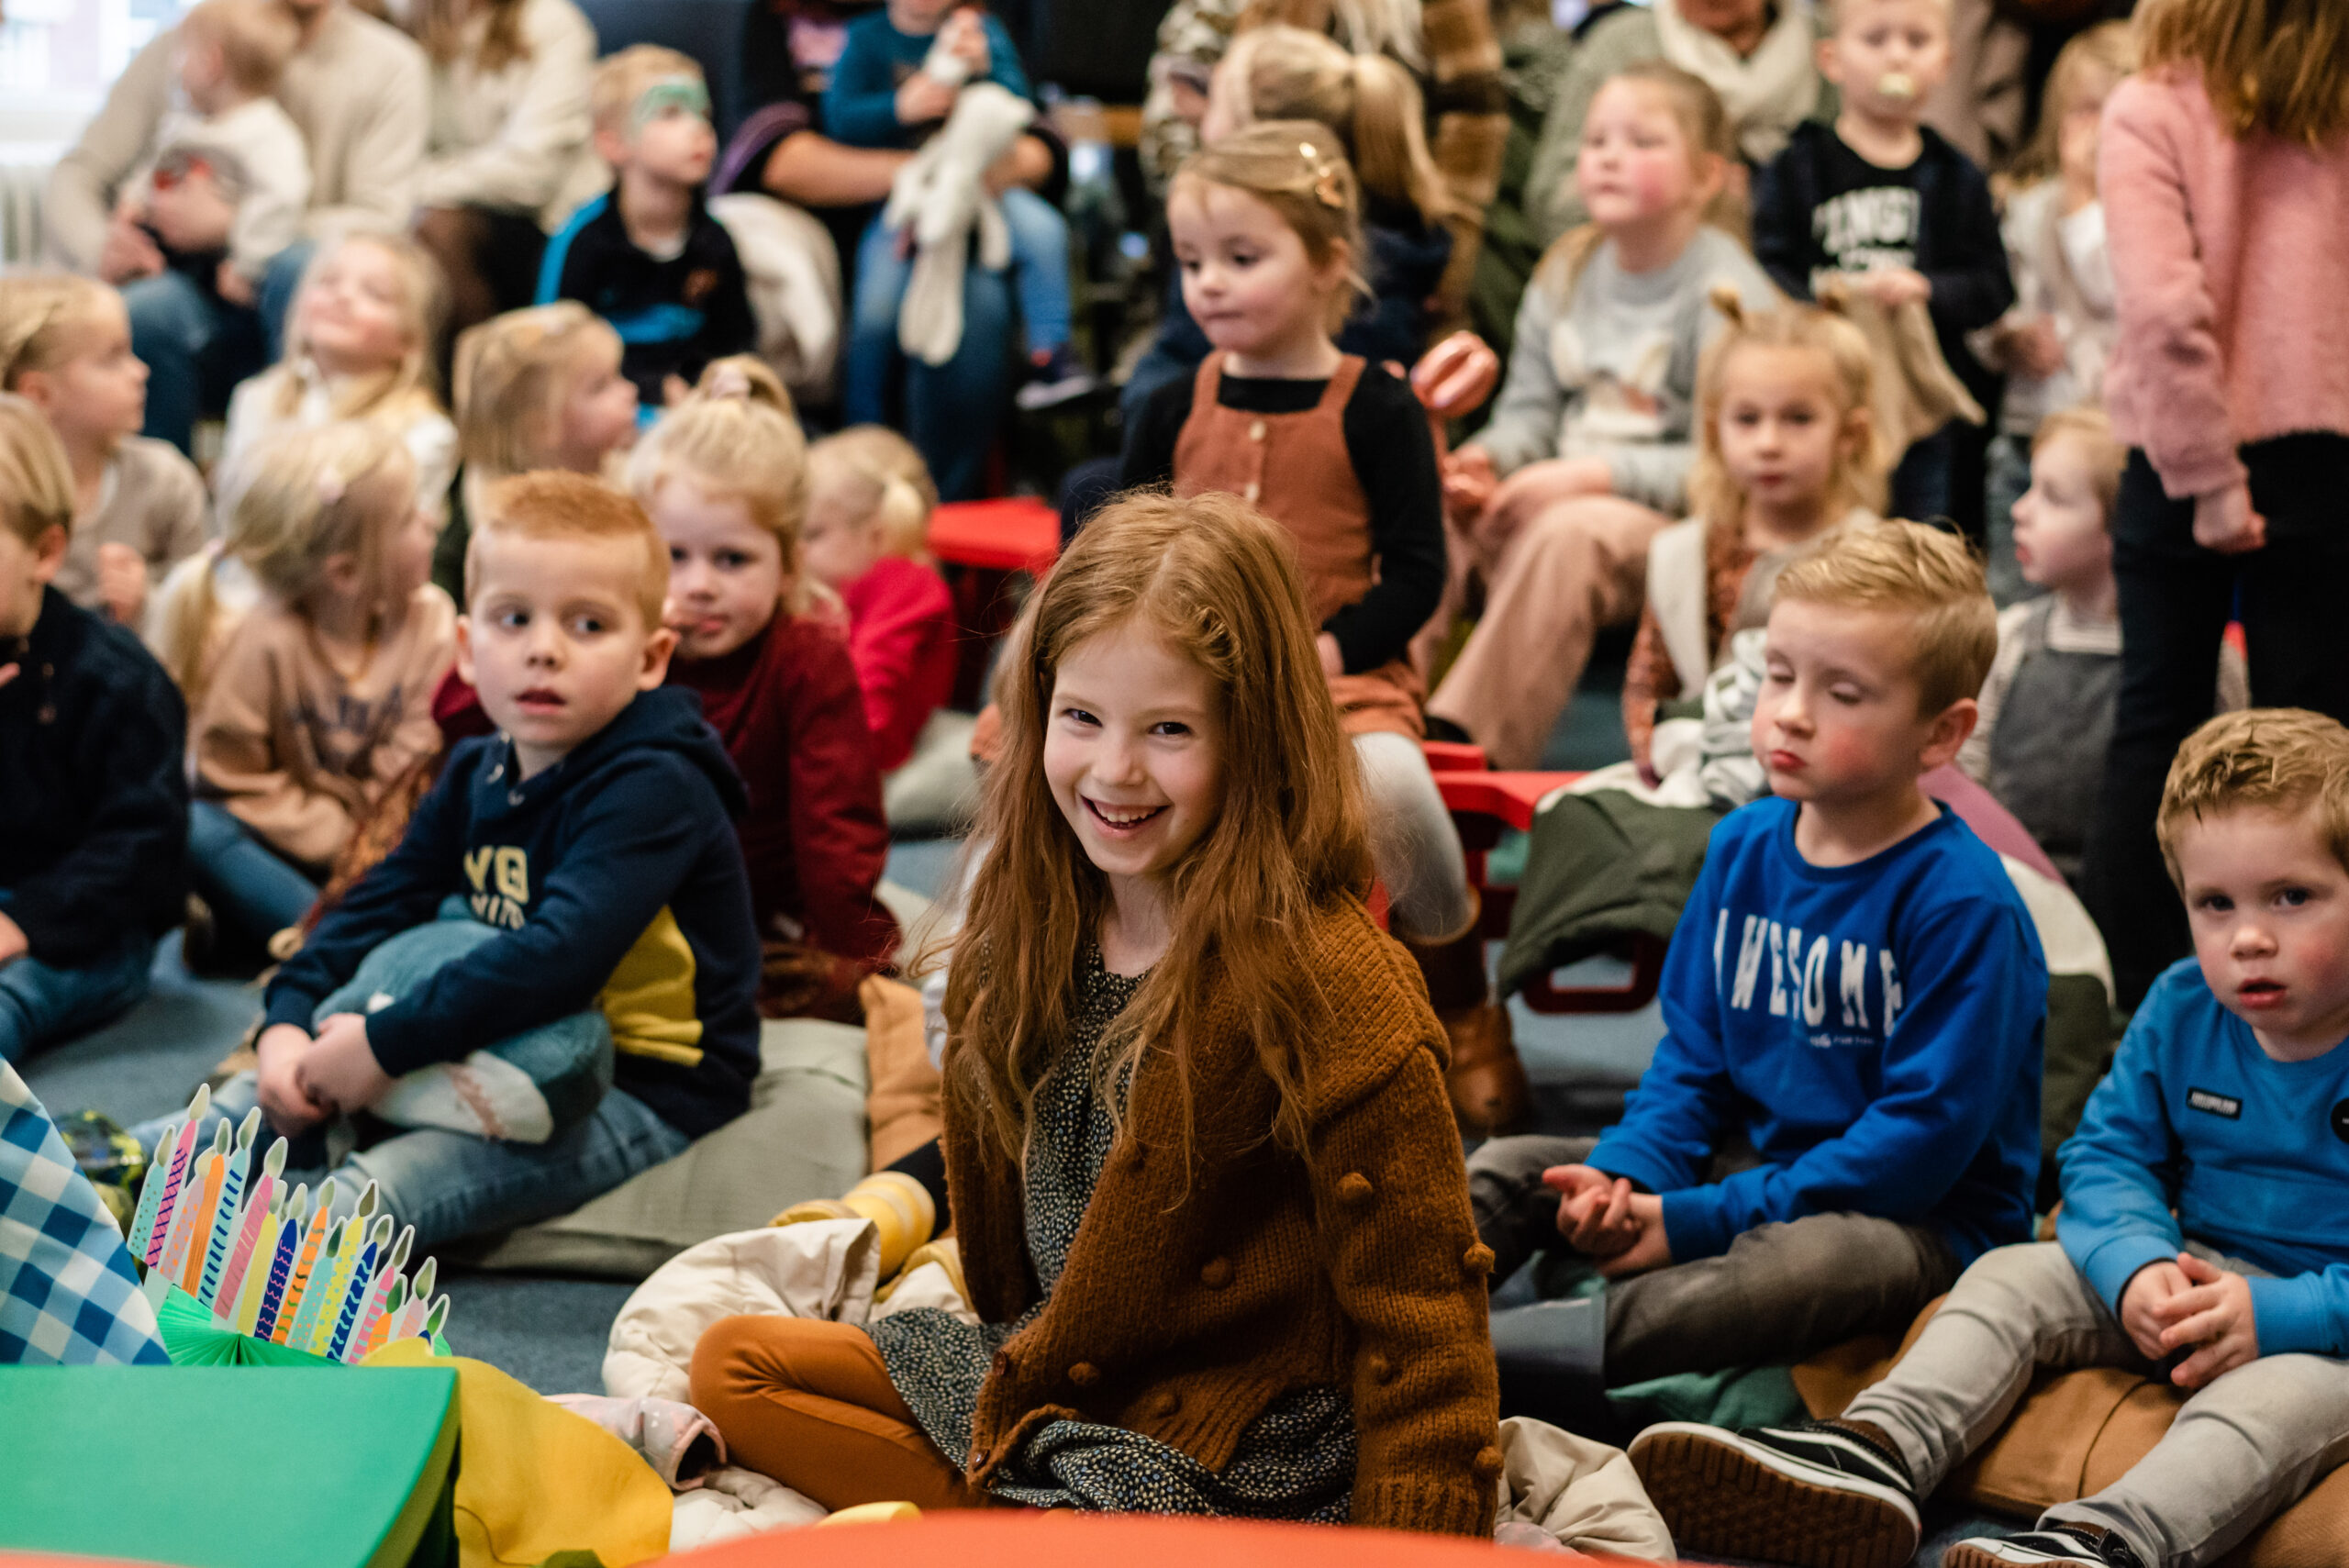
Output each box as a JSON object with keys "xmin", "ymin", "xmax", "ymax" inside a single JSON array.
[
  {"xmin": 1840, "ymin": 404, "xmax": 1875, "ymax": 463},
  {"xmin": 30, "ymin": 525, "xmax": 69, "ymax": 584},
  {"xmin": 638, "ymin": 623, "xmax": 677, "ymax": 689},
  {"xmin": 318, "ymin": 550, "xmax": 364, "ymax": 600},
  {"xmin": 1920, "ymin": 695, "xmax": 1978, "ymax": 773},
  {"xmin": 592, "ymin": 124, "xmax": 632, "ymax": 170},
  {"xmin": 1691, "ymin": 150, "xmax": 1729, "ymax": 210},
  {"xmin": 454, "ymin": 615, "xmax": 476, "ymax": 685},
  {"xmin": 13, "ymin": 367, "xmax": 56, "ymax": 413},
  {"xmin": 1815, "ymin": 37, "xmax": 1843, "ymax": 85}
]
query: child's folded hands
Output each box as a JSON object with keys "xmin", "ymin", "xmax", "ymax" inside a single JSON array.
[
  {"xmin": 255, "ymin": 1021, "xmax": 331, "ymax": 1136},
  {"xmin": 2155, "ymin": 1252, "xmax": 2260, "ymax": 1388},
  {"xmin": 292, "ymin": 1012, "xmax": 395, "ymax": 1122}
]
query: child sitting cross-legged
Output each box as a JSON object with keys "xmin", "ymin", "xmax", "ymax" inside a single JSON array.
[
  {"xmin": 217, "ymin": 473, "xmax": 761, "ymax": 1247},
  {"xmin": 1636, "ymin": 706, "xmax": 2349, "ymax": 1568},
  {"xmin": 689, "ymin": 490, "xmax": 1500, "ymax": 1527},
  {"xmin": 1469, "ymin": 520, "xmax": 2046, "ymax": 1406}
]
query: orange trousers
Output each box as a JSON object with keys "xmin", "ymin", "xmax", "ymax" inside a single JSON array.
[{"xmin": 690, "ymin": 1315, "xmax": 980, "ymax": 1511}]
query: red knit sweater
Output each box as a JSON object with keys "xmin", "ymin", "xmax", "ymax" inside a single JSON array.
[
  {"xmin": 840, "ymin": 557, "xmax": 956, "ymax": 773},
  {"xmin": 670, "ymin": 612, "xmax": 898, "ymax": 970}
]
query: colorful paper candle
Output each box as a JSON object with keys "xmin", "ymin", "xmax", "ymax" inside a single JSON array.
[
  {"xmin": 214, "ymin": 1137, "xmax": 285, "ymax": 1313},
  {"xmin": 307, "ymin": 1203, "xmax": 374, "ymax": 1354},
  {"xmin": 328, "ymin": 1215, "xmax": 393, "ymax": 1361},
  {"xmin": 125, "ymin": 1117, "xmax": 184, "ymax": 1264},
  {"xmin": 395, "ymin": 1256, "xmax": 438, "ymax": 1341},
  {"xmin": 362, "ymin": 1277, "xmax": 407, "ymax": 1357},
  {"xmin": 418, "ymin": 1295, "xmax": 449, "ymax": 1346},
  {"xmin": 196, "ymin": 1110, "xmax": 262, "ymax": 1306},
  {"xmin": 272, "ymin": 1178, "xmax": 336, "ymax": 1345},
  {"xmin": 176, "ymin": 1125, "xmax": 229, "ymax": 1295},
  {"xmin": 350, "ymin": 1226, "xmax": 413, "ymax": 1361},
  {"xmin": 160, "ymin": 1122, "xmax": 228, "ymax": 1291},
  {"xmin": 253, "ymin": 1184, "xmax": 310, "ymax": 1341},
  {"xmin": 284, "ymin": 1216, "xmax": 346, "ymax": 1352},
  {"xmin": 231, "ymin": 1191, "xmax": 284, "ymax": 1335},
  {"xmin": 141, "ymin": 1084, "xmax": 209, "ymax": 1266}
]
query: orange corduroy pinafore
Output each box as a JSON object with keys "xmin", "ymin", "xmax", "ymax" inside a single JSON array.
[{"xmin": 1171, "ymin": 351, "xmax": 1424, "ymax": 738}]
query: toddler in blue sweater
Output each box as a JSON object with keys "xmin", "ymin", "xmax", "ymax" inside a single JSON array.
[
  {"xmin": 1635, "ymin": 706, "xmax": 2349, "ymax": 1568},
  {"xmin": 1471, "ymin": 519, "xmax": 2045, "ymax": 1407}
]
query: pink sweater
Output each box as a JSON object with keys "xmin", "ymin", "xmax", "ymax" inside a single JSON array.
[{"xmin": 2100, "ymin": 69, "xmax": 2349, "ymax": 499}]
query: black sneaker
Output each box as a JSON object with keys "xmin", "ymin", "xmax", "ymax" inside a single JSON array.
[
  {"xmin": 1629, "ymin": 1418, "xmax": 1920, "ymax": 1568},
  {"xmin": 1943, "ymin": 1525, "xmax": 2146, "ymax": 1568},
  {"xmin": 1015, "ymin": 344, "xmax": 1097, "ymax": 410}
]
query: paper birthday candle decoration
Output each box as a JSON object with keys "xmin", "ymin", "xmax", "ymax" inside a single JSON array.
[
  {"xmin": 230, "ymin": 1187, "xmax": 285, "ymax": 1335},
  {"xmin": 306, "ymin": 1195, "xmax": 376, "ymax": 1355},
  {"xmin": 327, "ymin": 1215, "xmax": 393, "ymax": 1361},
  {"xmin": 160, "ymin": 1121, "xmax": 229, "ymax": 1291},
  {"xmin": 196, "ymin": 1110, "xmax": 262, "ymax": 1305},
  {"xmin": 137, "ymin": 1084, "xmax": 207, "ymax": 1266},
  {"xmin": 254, "ymin": 1183, "xmax": 312, "ymax": 1341},
  {"xmin": 395, "ymin": 1256, "xmax": 437, "ymax": 1341},
  {"xmin": 350, "ymin": 1226, "xmax": 413, "ymax": 1361},
  {"xmin": 214, "ymin": 1137, "xmax": 285, "ymax": 1312},
  {"xmin": 417, "ymin": 1296, "xmax": 449, "ymax": 1345},
  {"xmin": 284, "ymin": 1215, "xmax": 346, "ymax": 1352},
  {"xmin": 363, "ymin": 1277, "xmax": 408, "ymax": 1358},
  {"xmin": 272, "ymin": 1179, "xmax": 337, "ymax": 1344}
]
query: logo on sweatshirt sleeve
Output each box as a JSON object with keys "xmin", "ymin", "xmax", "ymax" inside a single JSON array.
[{"xmin": 2186, "ymin": 1088, "xmax": 2242, "ymax": 1120}]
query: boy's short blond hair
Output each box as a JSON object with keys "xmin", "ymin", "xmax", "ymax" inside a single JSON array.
[
  {"xmin": 1827, "ymin": 0, "xmax": 1953, "ymax": 35},
  {"xmin": 466, "ymin": 472, "xmax": 668, "ymax": 628},
  {"xmin": 0, "ymin": 394, "xmax": 74, "ymax": 549},
  {"xmin": 590, "ymin": 45, "xmax": 706, "ymax": 139},
  {"xmin": 1771, "ymin": 517, "xmax": 1997, "ymax": 715},
  {"xmin": 2157, "ymin": 709, "xmax": 2349, "ymax": 885},
  {"xmin": 183, "ymin": 0, "xmax": 301, "ymax": 95},
  {"xmin": 2032, "ymin": 406, "xmax": 2127, "ymax": 519}
]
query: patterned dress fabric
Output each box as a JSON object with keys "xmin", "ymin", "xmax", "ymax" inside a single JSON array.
[{"xmin": 868, "ymin": 950, "xmax": 1356, "ymax": 1517}]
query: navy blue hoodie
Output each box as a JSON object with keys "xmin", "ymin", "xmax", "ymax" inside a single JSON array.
[{"xmin": 264, "ymin": 686, "xmax": 762, "ymax": 1139}]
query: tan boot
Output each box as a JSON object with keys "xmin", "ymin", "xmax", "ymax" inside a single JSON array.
[{"xmin": 1402, "ymin": 892, "xmax": 1531, "ymax": 1136}]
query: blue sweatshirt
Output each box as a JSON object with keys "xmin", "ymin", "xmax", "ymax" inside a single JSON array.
[
  {"xmin": 823, "ymin": 9, "xmax": 1033, "ymax": 150},
  {"xmin": 1588, "ymin": 796, "xmax": 2046, "ymax": 1265},
  {"xmin": 263, "ymin": 687, "xmax": 762, "ymax": 1140},
  {"xmin": 2056, "ymin": 959, "xmax": 2349, "ymax": 1358}
]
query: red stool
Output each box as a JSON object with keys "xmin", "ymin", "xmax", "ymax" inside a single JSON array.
[{"xmin": 926, "ymin": 497, "xmax": 1062, "ymax": 707}]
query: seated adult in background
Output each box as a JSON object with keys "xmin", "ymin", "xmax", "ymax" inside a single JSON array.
[
  {"xmin": 715, "ymin": 0, "xmax": 1062, "ymax": 501},
  {"xmin": 44, "ymin": 0, "xmax": 429, "ymax": 456},
  {"xmin": 395, "ymin": 0, "xmax": 607, "ymax": 348}
]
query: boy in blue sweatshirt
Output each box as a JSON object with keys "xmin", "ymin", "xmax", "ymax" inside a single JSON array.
[
  {"xmin": 1471, "ymin": 520, "xmax": 2045, "ymax": 1404},
  {"xmin": 1635, "ymin": 706, "xmax": 2349, "ymax": 1568},
  {"xmin": 217, "ymin": 472, "xmax": 761, "ymax": 1248}
]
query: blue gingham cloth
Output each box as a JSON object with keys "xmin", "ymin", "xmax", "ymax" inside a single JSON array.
[{"xmin": 0, "ymin": 1063, "xmax": 169, "ymax": 1365}]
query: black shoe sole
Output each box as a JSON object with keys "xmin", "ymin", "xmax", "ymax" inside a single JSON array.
[{"xmin": 1630, "ymin": 1424, "xmax": 1920, "ymax": 1568}]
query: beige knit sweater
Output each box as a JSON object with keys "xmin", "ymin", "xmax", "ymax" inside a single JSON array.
[
  {"xmin": 53, "ymin": 437, "xmax": 208, "ymax": 620},
  {"xmin": 942, "ymin": 897, "xmax": 1502, "ymax": 1536},
  {"xmin": 46, "ymin": 4, "xmax": 429, "ymax": 272}
]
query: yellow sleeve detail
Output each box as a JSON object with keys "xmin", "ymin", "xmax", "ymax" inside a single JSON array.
[{"xmin": 596, "ymin": 906, "xmax": 707, "ymax": 1066}]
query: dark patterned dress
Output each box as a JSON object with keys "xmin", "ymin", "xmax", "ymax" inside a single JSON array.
[{"xmin": 865, "ymin": 949, "xmax": 1356, "ymax": 1516}]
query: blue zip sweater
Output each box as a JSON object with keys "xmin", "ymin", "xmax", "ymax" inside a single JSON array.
[
  {"xmin": 262, "ymin": 686, "xmax": 762, "ymax": 1140},
  {"xmin": 823, "ymin": 9, "xmax": 1033, "ymax": 150},
  {"xmin": 1588, "ymin": 797, "xmax": 2045, "ymax": 1264},
  {"xmin": 2057, "ymin": 959, "xmax": 2349, "ymax": 1358}
]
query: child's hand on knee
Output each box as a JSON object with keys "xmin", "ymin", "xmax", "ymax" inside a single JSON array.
[
  {"xmin": 2159, "ymin": 1253, "xmax": 2260, "ymax": 1388},
  {"xmin": 255, "ymin": 1022, "xmax": 329, "ymax": 1135},
  {"xmin": 1544, "ymin": 1163, "xmax": 1641, "ymax": 1256},
  {"xmin": 2119, "ymin": 1257, "xmax": 2191, "ymax": 1361},
  {"xmin": 293, "ymin": 1012, "xmax": 395, "ymax": 1119}
]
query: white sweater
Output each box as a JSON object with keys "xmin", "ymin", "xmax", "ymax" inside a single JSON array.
[
  {"xmin": 395, "ymin": 0, "xmax": 607, "ymax": 228},
  {"xmin": 125, "ymin": 97, "xmax": 313, "ymax": 279}
]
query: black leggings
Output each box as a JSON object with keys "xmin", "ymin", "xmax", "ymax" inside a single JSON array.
[{"xmin": 2082, "ymin": 435, "xmax": 2349, "ymax": 1006}]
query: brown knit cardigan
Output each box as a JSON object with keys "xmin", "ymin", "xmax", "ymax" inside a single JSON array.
[{"xmin": 941, "ymin": 897, "xmax": 1502, "ymax": 1536}]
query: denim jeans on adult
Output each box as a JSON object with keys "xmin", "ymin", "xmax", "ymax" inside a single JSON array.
[
  {"xmin": 842, "ymin": 215, "xmax": 1018, "ymax": 502},
  {"xmin": 124, "ymin": 241, "xmax": 310, "ymax": 453},
  {"xmin": 2081, "ymin": 434, "xmax": 2349, "ymax": 1006},
  {"xmin": 142, "ymin": 1073, "xmax": 691, "ymax": 1252},
  {"xmin": 186, "ymin": 800, "xmax": 322, "ymax": 953},
  {"xmin": 0, "ymin": 891, "xmax": 154, "ymax": 1064}
]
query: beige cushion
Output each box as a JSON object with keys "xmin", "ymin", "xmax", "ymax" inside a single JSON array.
[{"xmin": 464, "ymin": 1018, "xmax": 872, "ymax": 1280}]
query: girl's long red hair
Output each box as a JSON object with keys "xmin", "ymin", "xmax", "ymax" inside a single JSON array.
[{"xmin": 942, "ymin": 490, "xmax": 1375, "ymax": 1173}]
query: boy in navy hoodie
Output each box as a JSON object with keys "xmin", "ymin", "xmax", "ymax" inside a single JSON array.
[
  {"xmin": 1470, "ymin": 520, "xmax": 2045, "ymax": 1408},
  {"xmin": 241, "ymin": 472, "xmax": 761, "ymax": 1246},
  {"xmin": 1635, "ymin": 706, "xmax": 2349, "ymax": 1568}
]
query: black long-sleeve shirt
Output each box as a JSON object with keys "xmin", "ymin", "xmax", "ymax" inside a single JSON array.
[{"xmin": 1118, "ymin": 361, "xmax": 1445, "ymax": 675}]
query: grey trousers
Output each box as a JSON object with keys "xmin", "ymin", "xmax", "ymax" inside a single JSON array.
[
  {"xmin": 1843, "ymin": 1240, "xmax": 2349, "ymax": 1568},
  {"xmin": 1471, "ymin": 1134, "xmax": 1961, "ymax": 1387}
]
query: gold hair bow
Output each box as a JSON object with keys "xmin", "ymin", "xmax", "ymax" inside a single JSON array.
[{"xmin": 1298, "ymin": 141, "xmax": 1345, "ymax": 210}]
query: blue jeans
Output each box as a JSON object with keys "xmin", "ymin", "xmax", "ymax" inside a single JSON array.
[
  {"xmin": 1892, "ymin": 420, "xmax": 1958, "ymax": 527},
  {"xmin": 143, "ymin": 1073, "xmax": 691, "ymax": 1252},
  {"xmin": 0, "ymin": 893, "xmax": 153, "ymax": 1064},
  {"xmin": 187, "ymin": 801, "xmax": 322, "ymax": 952},
  {"xmin": 842, "ymin": 210, "xmax": 1024, "ymax": 502},
  {"xmin": 125, "ymin": 241, "xmax": 310, "ymax": 454}
]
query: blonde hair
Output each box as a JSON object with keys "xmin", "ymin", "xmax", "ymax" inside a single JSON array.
[
  {"xmin": 2031, "ymin": 406, "xmax": 2126, "ymax": 518},
  {"xmin": 807, "ymin": 426, "xmax": 937, "ymax": 562},
  {"xmin": 690, "ymin": 353, "xmax": 795, "ymax": 419},
  {"xmin": 2011, "ymin": 22, "xmax": 2134, "ymax": 185},
  {"xmin": 454, "ymin": 303, "xmax": 621, "ymax": 475},
  {"xmin": 229, "ymin": 422, "xmax": 419, "ymax": 609},
  {"xmin": 1240, "ymin": 0, "xmax": 1426, "ymax": 71},
  {"xmin": 1217, "ymin": 25, "xmax": 1450, "ymax": 228},
  {"xmin": 0, "ymin": 394, "xmax": 74, "ymax": 549},
  {"xmin": 410, "ymin": 0, "xmax": 532, "ymax": 74},
  {"xmin": 591, "ymin": 45, "xmax": 707, "ymax": 138},
  {"xmin": 1772, "ymin": 517, "xmax": 1998, "ymax": 715},
  {"xmin": 2159, "ymin": 709, "xmax": 2349, "ymax": 884},
  {"xmin": 2136, "ymin": 0, "xmax": 2349, "ymax": 148},
  {"xmin": 1687, "ymin": 286, "xmax": 1890, "ymax": 530},
  {"xmin": 1824, "ymin": 0, "xmax": 1954, "ymax": 34},
  {"xmin": 180, "ymin": 0, "xmax": 300, "ymax": 95},
  {"xmin": 469, "ymin": 471, "xmax": 668, "ymax": 627},
  {"xmin": 271, "ymin": 230, "xmax": 449, "ymax": 425},
  {"xmin": 1537, "ymin": 62, "xmax": 1745, "ymax": 296},
  {"xmin": 0, "ymin": 273, "xmax": 120, "ymax": 391},
  {"xmin": 1172, "ymin": 121, "xmax": 1369, "ymax": 334},
  {"xmin": 629, "ymin": 366, "xmax": 814, "ymax": 612}
]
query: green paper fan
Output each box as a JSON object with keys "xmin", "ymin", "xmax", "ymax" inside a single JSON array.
[{"xmin": 156, "ymin": 1284, "xmax": 338, "ymax": 1367}]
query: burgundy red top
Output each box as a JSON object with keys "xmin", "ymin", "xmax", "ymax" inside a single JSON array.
[{"xmin": 839, "ymin": 556, "xmax": 956, "ymax": 773}]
